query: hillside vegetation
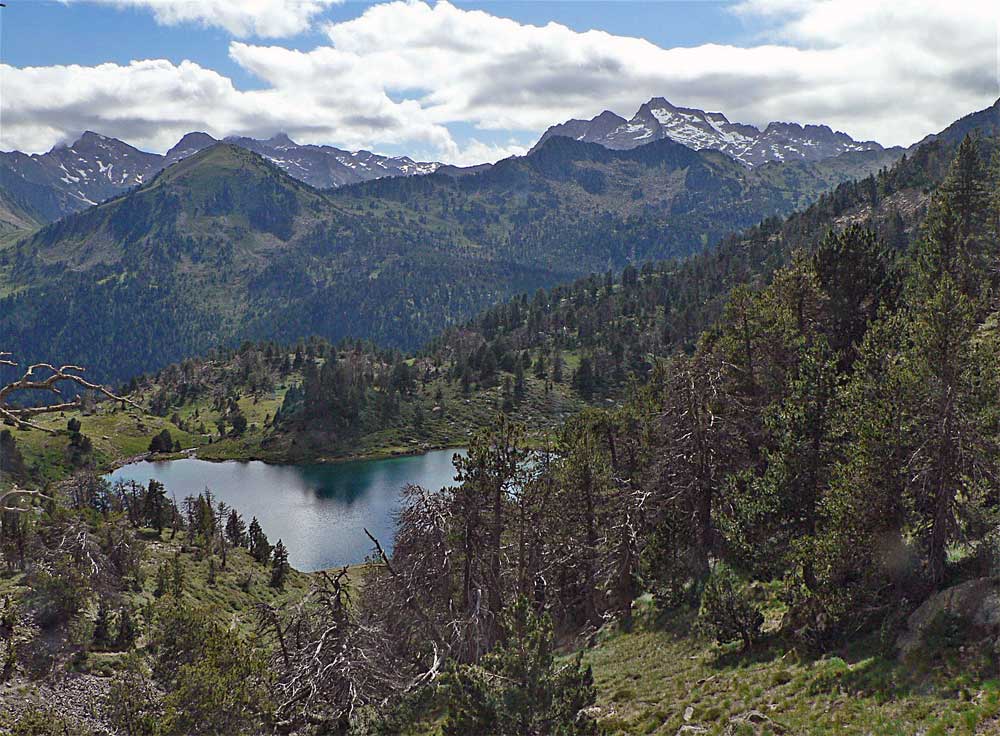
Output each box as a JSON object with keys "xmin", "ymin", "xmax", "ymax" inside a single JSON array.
[{"xmin": 0, "ymin": 117, "xmax": 983, "ymax": 485}]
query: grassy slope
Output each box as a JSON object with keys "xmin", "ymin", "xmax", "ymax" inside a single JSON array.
[
  {"xmin": 585, "ymin": 599, "xmax": 1000, "ymax": 736},
  {"xmin": 4, "ymin": 410, "xmax": 204, "ymax": 490},
  {"xmin": 394, "ymin": 588, "xmax": 1000, "ymax": 736}
]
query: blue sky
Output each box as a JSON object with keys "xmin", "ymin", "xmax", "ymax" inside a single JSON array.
[
  {"xmin": 3, "ymin": 2, "xmax": 754, "ymax": 78},
  {"xmin": 1, "ymin": 1, "xmax": 997, "ymax": 162}
]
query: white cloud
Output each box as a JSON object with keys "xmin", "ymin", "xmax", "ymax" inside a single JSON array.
[
  {"xmin": 441, "ymin": 139, "xmax": 528, "ymax": 168},
  {"xmin": 64, "ymin": 0, "xmax": 342, "ymax": 38},
  {"xmin": 3, "ymin": 1, "xmax": 998, "ymax": 164}
]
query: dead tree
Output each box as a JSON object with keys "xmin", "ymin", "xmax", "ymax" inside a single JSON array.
[
  {"xmin": 259, "ymin": 567, "xmax": 423, "ymax": 733},
  {"xmin": 0, "ymin": 352, "xmax": 137, "ymax": 432},
  {"xmin": 1, "ymin": 353, "xmax": 138, "ymax": 535}
]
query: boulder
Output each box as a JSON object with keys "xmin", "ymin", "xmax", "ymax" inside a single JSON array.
[
  {"xmin": 675, "ymin": 726, "xmax": 707, "ymax": 736},
  {"xmin": 896, "ymin": 577, "xmax": 1000, "ymax": 658},
  {"xmin": 722, "ymin": 710, "xmax": 786, "ymax": 735}
]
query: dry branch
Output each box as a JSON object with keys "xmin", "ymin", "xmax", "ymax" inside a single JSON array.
[
  {"xmin": 0, "ymin": 487, "xmax": 52, "ymax": 513},
  {"xmin": 0, "ymin": 353, "xmax": 140, "ymax": 432}
]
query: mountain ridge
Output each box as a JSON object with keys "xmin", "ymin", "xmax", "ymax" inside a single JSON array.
[
  {"xmin": 532, "ymin": 96, "xmax": 888, "ymax": 166},
  {"xmin": 0, "ymin": 129, "xmax": 442, "ymax": 227}
]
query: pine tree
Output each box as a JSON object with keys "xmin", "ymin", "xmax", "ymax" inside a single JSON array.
[
  {"xmin": 170, "ymin": 554, "xmax": 184, "ymax": 597},
  {"xmin": 812, "ymin": 225, "xmax": 893, "ymax": 366},
  {"xmin": 248, "ymin": 518, "xmax": 271, "ymax": 565},
  {"xmin": 501, "ymin": 376, "xmax": 514, "ymax": 412},
  {"xmin": 513, "ymin": 360, "xmax": 526, "ymax": 403},
  {"xmin": 225, "ymin": 509, "xmax": 247, "ymax": 548},
  {"xmin": 93, "ymin": 598, "xmax": 111, "ymax": 648},
  {"xmin": 115, "ymin": 605, "xmax": 137, "ymax": 650},
  {"xmin": 442, "ymin": 597, "xmax": 599, "ymax": 736},
  {"xmin": 154, "ymin": 560, "xmax": 170, "ymax": 598},
  {"xmin": 812, "ymin": 316, "xmax": 910, "ymax": 621},
  {"xmin": 572, "ymin": 357, "xmax": 596, "ymax": 400},
  {"xmin": 917, "ymin": 135, "xmax": 991, "ymax": 301},
  {"xmin": 737, "ymin": 339, "xmax": 839, "ymax": 585},
  {"xmin": 270, "ymin": 540, "xmax": 290, "ymax": 589},
  {"xmin": 144, "ymin": 479, "xmax": 168, "ymax": 534},
  {"xmin": 551, "ymin": 351, "xmax": 564, "ymax": 384},
  {"xmin": 899, "ymin": 276, "xmax": 996, "ymax": 586},
  {"xmin": 533, "ymin": 352, "xmax": 547, "ymax": 380}
]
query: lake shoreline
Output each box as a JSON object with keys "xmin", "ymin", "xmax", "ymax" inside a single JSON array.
[
  {"xmin": 105, "ymin": 448, "xmax": 465, "ymax": 572},
  {"xmin": 104, "ymin": 440, "xmax": 468, "ymax": 475}
]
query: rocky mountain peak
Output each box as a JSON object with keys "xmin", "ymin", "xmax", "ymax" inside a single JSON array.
[{"xmin": 534, "ymin": 97, "xmax": 884, "ymax": 167}]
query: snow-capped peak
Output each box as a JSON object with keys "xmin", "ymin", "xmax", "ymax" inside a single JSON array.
[{"xmin": 533, "ymin": 97, "xmax": 884, "ymax": 167}]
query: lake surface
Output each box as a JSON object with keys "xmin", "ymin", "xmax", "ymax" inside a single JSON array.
[{"xmin": 107, "ymin": 449, "xmax": 464, "ymax": 571}]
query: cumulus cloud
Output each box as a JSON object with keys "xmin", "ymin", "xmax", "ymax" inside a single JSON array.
[
  {"xmin": 3, "ymin": 0, "xmax": 998, "ymax": 163},
  {"xmin": 63, "ymin": 0, "xmax": 342, "ymax": 38}
]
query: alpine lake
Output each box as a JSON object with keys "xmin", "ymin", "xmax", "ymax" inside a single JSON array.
[{"xmin": 107, "ymin": 448, "xmax": 465, "ymax": 571}]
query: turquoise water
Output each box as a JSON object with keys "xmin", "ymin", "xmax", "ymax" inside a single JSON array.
[{"xmin": 106, "ymin": 449, "xmax": 464, "ymax": 571}]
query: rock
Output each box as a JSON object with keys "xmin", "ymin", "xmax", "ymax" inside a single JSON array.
[
  {"xmin": 722, "ymin": 710, "xmax": 785, "ymax": 735},
  {"xmin": 896, "ymin": 577, "xmax": 1000, "ymax": 658},
  {"xmin": 676, "ymin": 726, "xmax": 708, "ymax": 735}
]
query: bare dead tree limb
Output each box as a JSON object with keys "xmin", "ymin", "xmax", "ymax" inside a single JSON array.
[
  {"xmin": 0, "ymin": 487, "xmax": 52, "ymax": 513},
  {"xmin": 364, "ymin": 527, "xmax": 449, "ymax": 651},
  {"xmin": 0, "ymin": 354, "xmax": 141, "ymax": 432}
]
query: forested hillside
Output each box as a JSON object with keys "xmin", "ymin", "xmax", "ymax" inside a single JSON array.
[
  {"xmin": 0, "ymin": 126, "xmax": 902, "ymax": 386},
  {"xmin": 1, "ymin": 112, "xmax": 987, "ymax": 482},
  {"xmin": 428, "ymin": 130, "xmax": 993, "ymax": 401}
]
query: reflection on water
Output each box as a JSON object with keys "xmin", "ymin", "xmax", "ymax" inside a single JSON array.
[{"xmin": 107, "ymin": 449, "xmax": 464, "ymax": 571}]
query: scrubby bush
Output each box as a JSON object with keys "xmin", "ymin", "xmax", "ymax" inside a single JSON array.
[
  {"xmin": 27, "ymin": 558, "xmax": 91, "ymax": 629},
  {"xmin": 441, "ymin": 597, "xmax": 599, "ymax": 736},
  {"xmin": 150, "ymin": 600, "xmax": 273, "ymax": 735},
  {"xmin": 698, "ymin": 564, "xmax": 763, "ymax": 651},
  {"xmin": 11, "ymin": 707, "xmax": 92, "ymax": 736}
]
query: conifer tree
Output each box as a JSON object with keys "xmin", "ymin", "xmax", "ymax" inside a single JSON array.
[
  {"xmin": 899, "ymin": 276, "xmax": 995, "ymax": 585},
  {"xmin": 93, "ymin": 598, "xmax": 111, "ymax": 648},
  {"xmin": 225, "ymin": 509, "xmax": 247, "ymax": 548},
  {"xmin": 115, "ymin": 605, "xmax": 138, "ymax": 650},
  {"xmin": 249, "ymin": 518, "xmax": 272, "ymax": 565},
  {"xmin": 442, "ymin": 597, "xmax": 598, "ymax": 736},
  {"xmin": 270, "ymin": 540, "xmax": 290, "ymax": 589}
]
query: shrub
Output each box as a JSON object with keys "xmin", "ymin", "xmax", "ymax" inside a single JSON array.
[
  {"xmin": 150, "ymin": 600, "xmax": 273, "ymax": 735},
  {"xmin": 12, "ymin": 708, "xmax": 92, "ymax": 736},
  {"xmin": 698, "ymin": 564, "xmax": 764, "ymax": 651},
  {"xmin": 105, "ymin": 655, "xmax": 163, "ymax": 736},
  {"xmin": 441, "ymin": 597, "xmax": 599, "ymax": 736},
  {"xmin": 27, "ymin": 558, "xmax": 91, "ymax": 629}
]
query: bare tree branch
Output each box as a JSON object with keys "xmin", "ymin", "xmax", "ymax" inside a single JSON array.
[
  {"xmin": 0, "ymin": 354, "xmax": 141, "ymax": 432},
  {"xmin": 0, "ymin": 487, "xmax": 52, "ymax": 513}
]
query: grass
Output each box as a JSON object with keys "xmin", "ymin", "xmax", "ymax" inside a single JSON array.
[
  {"xmin": 4, "ymin": 408, "xmax": 206, "ymax": 490},
  {"xmin": 582, "ymin": 598, "xmax": 1000, "ymax": 735},
  {"xmin": 357, "ymin": 585, "xmax": 1000, "ymax": 735}
]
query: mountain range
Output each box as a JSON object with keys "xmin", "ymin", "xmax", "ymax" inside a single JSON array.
[
  {"xmin": 0, "ymin": 124, "xmax": 903, "ymax": 384},
  {"xmin": 0, "ymin": 130, "xmax": 439, "ymax": 228},
  {"xmin": 2, "ymin": 97, "xmax": 995, "ymax": 386},
  {"xmin": 532, "ymin": 97, "xmax": 890, "ymax": 167},
  {"xmin": 0, "ymin": 95, "xmax": 900, "ymax": 235}
]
